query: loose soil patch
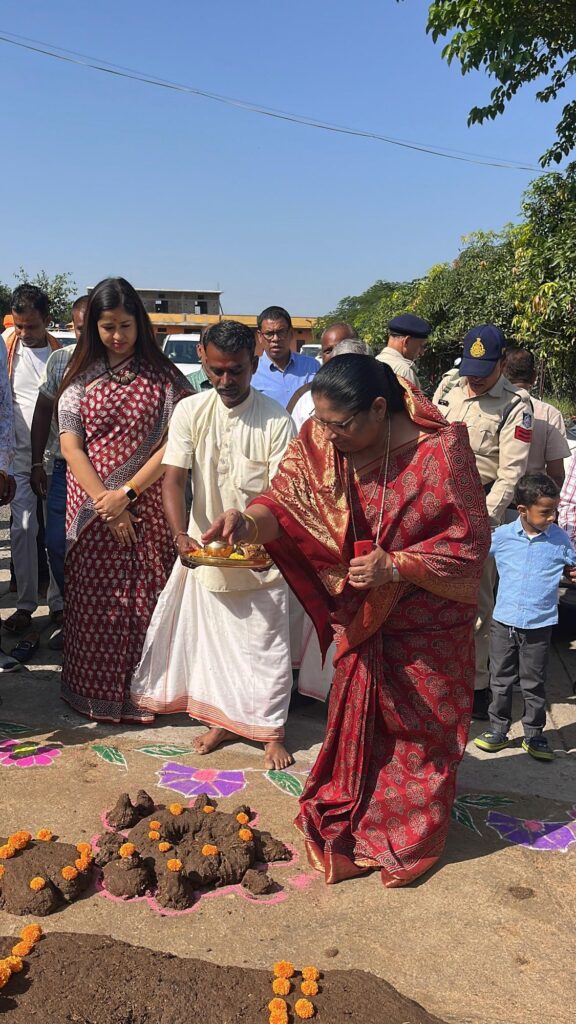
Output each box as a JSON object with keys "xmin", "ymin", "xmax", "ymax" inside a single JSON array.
[{"xmin": 0, "ymin": 932, "xmax": 448, "ymax": 1023}]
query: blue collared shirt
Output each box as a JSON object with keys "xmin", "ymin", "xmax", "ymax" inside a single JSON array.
[
  {"xmin": 251, "ymin": 350, "xmax": 318, "ymax": 408},
  {"xmin": 491, "ymin": 518, "xmax": 576, "ymax": 629}
]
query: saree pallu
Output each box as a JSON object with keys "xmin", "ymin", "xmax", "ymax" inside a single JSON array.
[
  {"xmin": 254, "ymin": 386, "xmax": 490, "ymax": 885},
  {"xmin": 58, "ymin": 358, "xmax": 187, "ymax": 722}
]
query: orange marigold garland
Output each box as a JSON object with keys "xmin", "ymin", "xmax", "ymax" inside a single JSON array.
[
  {"xmin": 148, "ymin": 830, "xmax": 161, "ymax": 841},
  {"xmin": 236, "ymin": 812, "xmax": 249, "ymax": 824},
  {"xmin": 268, "ymin": 997, "xmax": 288, "ymax": 1012},
  {"xmin": 20, "ymin": 924, "xmax": 42, "ymax": 945},
  {"xmin": 4, "ymin": 955, "xmax": 23, "ymax": 973},
  {"xmin": 0, "ymin": 844, "xmax": 15, "ymax": 859},
  {"xmin": 36, "ymin": 829, "xmax": 53, "ymax": 842},
  {"xmin": 301, "ymin": 980, "xmax": 319, "ymax": 997},
  {"xmin": 272, "ymin": 960, "xmax": 295, "ymax": 979},
  {"xmin": 269, "ymin": 1012, "xmax": 288, "ymax": 1024},
  {"xmin": 201, "ymin": 844, "xmax": 218, "ymax": 857},
  {"xmin": 119, "ymin": 843, "xmax": 136, "ymax": 859},
  {"xmin": 75, "ymin": 857, "xmax": 90, "ymax": 871},
  {"xmin": 166, "ymin": 859, "xmax": 183, "ymax": 872},
  {"xmin": 158, "ymin": 842, "xmax": 172, "ymax": 852},
  {"xmin": 0, "ymin": 865, "xmax": 5, "ymax": 879},
  {"xmin": 76, "ymin": 842, "xmax": 92, "ymax": 855},
  {"xmin": 238, "ymin": 828, "xmax": 253, "ymax": 842},
  {"xmin": 9, "ymin": 831, "xmax": 32, "ymax": 850},
  {"xmin": 149, "ymin": 820, "xmax": 161, "ymax": 830},
  {"xmin": 272, "ymin": 977, "xmax": 291, "ymax": 996},
  {"xmin": 11, "ymin": 942, "xmax": 32, "ymax": 958},
  {"xmin": 169, "ymin": 803, "xmax": 183, "ymax": 816},
  {"xmin": 29, "ymin": 877, "xmax": 46, "ymax": 891},
  {"xmin": 0, "ymin": 963, "xmax": 11, "ymax": 989},
  {"xmin": 61, "ymin": 865, "xmax": 78, "ymax": 881},
  {"xmin": 294, "ymin": 997, "xmax": 315, "ymax": 1019}
]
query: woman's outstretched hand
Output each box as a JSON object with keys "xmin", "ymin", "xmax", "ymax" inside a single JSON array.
[
  {"xmin": 202, "ymin": 510, "xmax": 250, "ymax": 547},
  {"xmin": 348, "ymin": 546, "xmax": 393, "ymax": 589}
]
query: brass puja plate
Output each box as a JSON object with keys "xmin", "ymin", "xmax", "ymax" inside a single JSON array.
[{"xmin": 180, "ymin": 545, "xmax": 273, "ymax": 571}]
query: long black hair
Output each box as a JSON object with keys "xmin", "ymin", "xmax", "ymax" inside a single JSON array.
[
  {"xmin": 59, "ymin": 277, "xmax": 183, "ymax": 394},
  {"xmin": 311, "ymin": 354, "xmax": 405, "ymax": 414}
]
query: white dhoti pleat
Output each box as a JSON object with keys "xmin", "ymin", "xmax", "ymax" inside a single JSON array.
[
  {"xmin": 288, "ymin": 591, "xmax": 334, "ymax": 703},
  {"xmin": 131, "ymin": 562, "xmax": 293, "ymax": 741}
]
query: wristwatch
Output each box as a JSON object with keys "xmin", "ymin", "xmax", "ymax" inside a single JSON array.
[{"xmin": 121, "ymin": 484, "xmax": 139, "ymax": 504}]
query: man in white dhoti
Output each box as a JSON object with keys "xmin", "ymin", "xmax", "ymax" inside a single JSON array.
[{"xmin": 131, "ymin": 320, "xmax": 296, "ymax": 769}]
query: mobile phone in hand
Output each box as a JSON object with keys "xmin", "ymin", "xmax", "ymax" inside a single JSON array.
[{"xmin": 353, "ymin": 541, "xmax": 374, "ymax": 557}]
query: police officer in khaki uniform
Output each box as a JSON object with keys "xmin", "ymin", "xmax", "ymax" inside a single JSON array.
[
  {"xmin": 433, "ymin": 325, "xmax": 532, "ymax": 719},
  {"xmin": 376, "ymin": 313, "xmax": 430, "ymax": 388}
]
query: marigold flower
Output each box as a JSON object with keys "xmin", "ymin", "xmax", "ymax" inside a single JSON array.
[
  {"xmin": 272, "ymin": 977, "xmax": 291, "ymax": 995},
  {"xmin": 301, "ymin": 967, "xmax": 320, "ymax": 982},
  {"xmin": 119, "ymin": 843, "xmax": 137, "ymax": 859},
  {"xmin": 203, "ymin": 805, "xmax": 215, "ymax": 814},
  {"xmin": 301, "ymin": 980, "xmax": 319, "ymax": 997},
  {"xmin": 11, "ymin": 942, "xmax": 32, "ymax": 958},
  {"xmin": 36, "ymin": 829, "xmax": 53, "ymax": 842},
  {"xmin": 149, "ymin": 820, "xmax": 161, "ymax": 829},
  {"xmin": 0, "ymin": 844, "xmax": 15, "ymax": 859},
  {"xmin": 158, "ymin": 842, "xmax": 172, "ymax": 852},
  {"xmin": 269, "ymin": 1012, "xmax": 288, "ymax": 1024},
  {"xmin": 20, "ymin": 924, "xmax": 42, "ymax": 944},
  {"xmin": 9, "ymin": 831, "xmax": 32, "ymax": 850},
  {"xmin": 61, "ymin": 865, "xmax": 78, "ymax": 881},
  {"xmin": 268, "ymin": 997, "xmax": 288, "ymax": 1012},
  {"xmin": 76, "ymin": 842, "xmax": 92, "ymax": 855},
  {"xmin": 169, "ymin": 803, "xmax": 183, "ymax": 815},
  {"xmin": 4, "ymin": 955, "xmax": 23, "ymax": 973},
  {"xmin": 238, "ymin": 828, "xmax": 253, "ymax": 842},
  {"xmin": 148, "ymin": 830, "xmax": 161, "ymax": 841},
  {"xmin": 273, "ymin": 961, "xmax": 295, "ymax": 979},
  {"xmin": 29, "ymin": 877, "xmax": 46, "ymax": 891},
  {"xmin": 166, "ymin": 859, "xmax": 183, "ymax": 872},
  {"xmin": 294, "ymin": 998, "xmax": 315, "ymax": 1019},
  {"xmin": 0, "ymin": 964, "xmax": 11, "ymax": 988},
  {"xmin": 201, "ymin": 844, "xmax": 218, "ymax": 857},
  {"xmin": 236, "ymin": 812, "xmax": 249, "ymax": 824},
  {"xmin": 0, "ymin": 865, "xmax": 5, "ymax": 879},
  {"xmin": 75, "ymin": 857, "xmax": 90, "ymax": 871}
]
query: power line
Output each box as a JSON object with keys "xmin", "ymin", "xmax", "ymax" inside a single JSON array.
[{"xmin": 0, "ymin": 29, "xmax": 541, "ymax": 173}]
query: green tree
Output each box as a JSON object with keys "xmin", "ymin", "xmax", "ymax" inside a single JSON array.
[
  {"xmin": 14, "ymin": 268, "xmax": 78, "ymax": 324},
  {"xmin": 0, "ymin": 283, "xmax": 11, "ymax": 321},
  {"xmin": 423, "ymin": 0, "xmax": 576, "ymax": 166}
]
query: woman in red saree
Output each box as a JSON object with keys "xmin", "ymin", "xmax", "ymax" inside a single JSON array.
[
  {"xmin": 203, "ymin": 355, "xmax": 490, "ymax": 886},
  {"xmin": 58, "ymin": 278, "xmax": 190, "ymax": 722}
]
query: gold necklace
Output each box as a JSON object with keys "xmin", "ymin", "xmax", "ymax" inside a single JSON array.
[{"xmin": 347, "ymin": 418, "xmax": 391, "ymax": 545}]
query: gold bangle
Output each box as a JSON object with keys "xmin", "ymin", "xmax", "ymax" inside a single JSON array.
[{"xmin": 243, "ymin": 513, "xmax": 259, "ymax": 543}]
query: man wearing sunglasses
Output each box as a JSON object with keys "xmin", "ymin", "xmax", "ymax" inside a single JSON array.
[{"xmin": 251, "ymin": 305, "xmax": 319, "ymax": 408}]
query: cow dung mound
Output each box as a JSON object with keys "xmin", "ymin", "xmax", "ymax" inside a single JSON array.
[
  {"xmin": 98, "ymin": 790, "xmax": 292, "ymax": 909},
  {"xmin": 0, "ymin": 932, "xmax": 448, "ymax": 1023},
  {"xmin": 0, "ymin": 836, "xmax": 93, "ymax": 917}
]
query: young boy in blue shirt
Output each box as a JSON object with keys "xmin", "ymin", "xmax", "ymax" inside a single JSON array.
[{"xmin": 474, "ymin": 473, "xmax": 576, "ymax": 761}]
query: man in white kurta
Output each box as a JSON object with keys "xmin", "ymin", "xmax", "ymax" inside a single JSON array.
[{"xmin": 131, "ymin": 320, "xmax": 296, "ymax": 768}]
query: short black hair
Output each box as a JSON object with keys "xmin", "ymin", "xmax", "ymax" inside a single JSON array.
[
  {"xmin": 72, "ymin": 294, "xmax": 90, "ymax": 314},
  {"xmin": 203, "ymin": 319, "xmax": 256, "ymax": 357},
  {"xmin": 515, "ymin": 472, "xmax": 560, "ymax": 507},
  {"xmin": 257, "ymin": 306, "xmax": 292, "ymax": 330},
  {"xmin": 11, "ymin": 283, "xmax": 50, "ymax": 319},
  {"xmin": 311, "ymin": 353, "xmax": 404, "ymax": 414},
  {"xmin": 503, "ymin": 347, "xmax": 535, "ymax": 383}
]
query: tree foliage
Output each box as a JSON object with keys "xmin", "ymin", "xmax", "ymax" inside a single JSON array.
[
  {"xmin": 423, "ymin": 0, "xmax": 576, "ymax": 166},
  {"xmin": 0, "ymin": 283, "xmax": 11, "ymax": 321},
  {"xmin": 322, "ymin": 164, "xmax": 576, "ymax": 398},
  {"xmin": 14, "ymin": 268, "xmax": 78, "ymax": 324}
]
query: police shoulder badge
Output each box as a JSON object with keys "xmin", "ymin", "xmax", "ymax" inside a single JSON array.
[
  {"xmin": 470, "ymin": 338, "xmax": 486, "ymax": 358},
  {"xmin": 522, "ymin": 412, "xmax": 532, "ymax": 428}
]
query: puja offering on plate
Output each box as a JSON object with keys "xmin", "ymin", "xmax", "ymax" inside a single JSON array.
[{"xmin": 181, "ymin": 541, "xmax": 273, "ymax": 570}]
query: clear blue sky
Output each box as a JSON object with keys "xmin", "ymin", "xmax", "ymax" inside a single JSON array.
[{"xmin": 0, "ymin": 0, "xmax": 565, "ymax": 315}]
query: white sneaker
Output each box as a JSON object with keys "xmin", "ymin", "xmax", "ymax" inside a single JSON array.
[{"xmin": 0, "ymin": 651, "xmax": 21, "ymax": 673}]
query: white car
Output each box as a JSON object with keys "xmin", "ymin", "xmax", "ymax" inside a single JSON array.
[{"xmin": 161, "ymin": 333, "xmax": 202, "ymax": 375}]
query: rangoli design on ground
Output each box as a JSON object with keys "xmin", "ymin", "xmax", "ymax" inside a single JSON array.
[
  {"xmin": 486, "ymin": 809, "xmax": 576, "ymax": 851},
  {"xmin": 0, "ymin": 739, "xmax": 62, "ymax": 768},
  {"xmin": 157, "ymin": 763, "xmax": 247, "ymax": 798}
]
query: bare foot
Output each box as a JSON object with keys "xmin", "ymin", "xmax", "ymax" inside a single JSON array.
[
  {"xmin": 193, "ymin": 727, "xmax": 236, "ymax": 755},
  {"xmin": 263, "ymin": 740, "xmax": 294, "ymax": 770}
]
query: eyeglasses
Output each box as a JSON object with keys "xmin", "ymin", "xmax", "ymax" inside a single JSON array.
[
  {"xmin": 310, "ymin": 411, "xmax": 359, "ymax": 434},
  {"xmin": 259, "ymin": 328, "xmax": 290, "ymax": 341}
]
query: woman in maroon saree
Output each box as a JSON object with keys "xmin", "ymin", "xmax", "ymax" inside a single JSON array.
[
  {"xmin": 58, "ymin": 278, "xmax": 190, "ymax": 722},
  {"xmin": 203, "ymin": 355, "xmax": 490, "ymax": 886}
]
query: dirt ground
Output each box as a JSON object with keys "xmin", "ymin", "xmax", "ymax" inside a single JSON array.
[{"xmin": 1, "ymin": 514, "xmax": 575, "ymax": 1024}]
